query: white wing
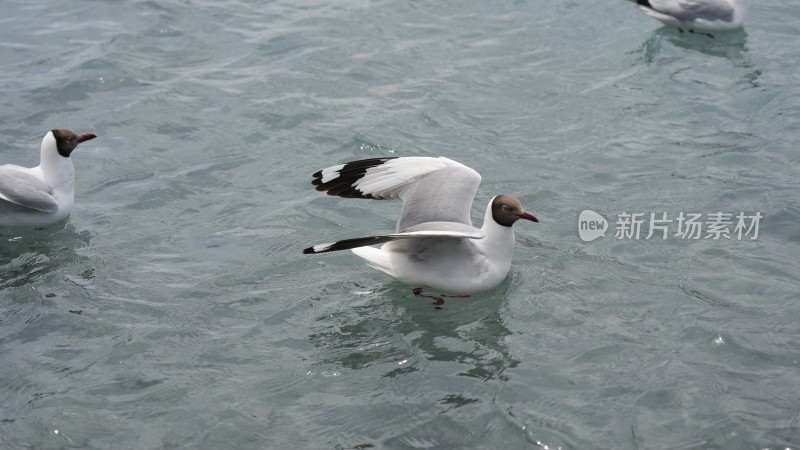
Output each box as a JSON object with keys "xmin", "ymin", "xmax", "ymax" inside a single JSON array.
[
  {"xmin": 303, "ymin": 221, "xmax": 484, "ymax": 254},
  {"xmin": 646, "ymin": 0, "xmax": 735, "ymax": 22},
  {"xmin": 312, "ymin": 156, "xmax": 482, "ymax": 232},
  {"xmin": 0, "ymin": 166, "xmax": 58, "ymax": 213}
]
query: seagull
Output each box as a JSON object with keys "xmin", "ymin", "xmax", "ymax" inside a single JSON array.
[
  {"xmin": 632, "ymin": 0, "xmax": 748, "ymax": 38},
  {"xmin": 0, "ymin": 129, "xmax": 96, "ymax": 227},
  {"xmin": 303, "ymin": 156, "xmax": 539, "ymax": 296}
]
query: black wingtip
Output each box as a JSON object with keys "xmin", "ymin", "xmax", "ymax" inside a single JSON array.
[
  {"xmin": 310, "ymin": 157, "xmax": 398, "ymax": 199},
  {"xmin": 303, "ymin": 235, "xmax": 398, "ymax": 254}
]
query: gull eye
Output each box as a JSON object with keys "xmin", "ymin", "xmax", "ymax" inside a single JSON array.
[
  {"xmin": 501, "ymin": 204, "xmax": 510, "ymax": 213},
  {"xmin": 66, "ymin": 137, "xmax": 73, "ymax": 143}
]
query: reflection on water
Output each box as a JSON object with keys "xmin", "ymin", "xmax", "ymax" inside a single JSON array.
[
  {"xmin": 0, "ymin": 222, "xmax": 92, "ymax": 290},
  {"xmin": 302, "ymin": 281, "xmax": 529, "ymax": 448},
  {"xmin": 0, "ymin": 221, "xmax": 93, "ymax": 350},
  {"xmin": 638, "ymin": 27, "xmax": 751, "ymax": 66},
  {"xmin": 308, "ymin": 282, "xmax": 519, "ymax": 382}
]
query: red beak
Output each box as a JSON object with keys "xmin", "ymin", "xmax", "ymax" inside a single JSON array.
[
  {"xmin": 78, "ymin": 133, "xmax": 97, "ymax": 143},
  {"xmin": 518, "ymin": 212, "xmax": 539, "ymax": 223}
]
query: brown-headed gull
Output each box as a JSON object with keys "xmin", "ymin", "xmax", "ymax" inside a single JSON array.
[
  {"xmin": 632, "ymin": 0, "xmax": 748, "ymax": 38},
  {"xmin": 0, "ymin": 129, "xmax": 96, "ymax": 227},
  {"xmin": 303, "ymin": 157, "xmax": 539, "ymax": 296}
]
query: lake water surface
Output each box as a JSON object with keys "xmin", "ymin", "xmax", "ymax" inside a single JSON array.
[{"xmin": 1, "ymin": 1, "xmax": 799, "ymax": 448}]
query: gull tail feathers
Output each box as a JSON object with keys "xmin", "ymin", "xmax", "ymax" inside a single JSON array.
[{"xmin": 351, "ymin": 246, "xmax": 396, "ymax": 278}]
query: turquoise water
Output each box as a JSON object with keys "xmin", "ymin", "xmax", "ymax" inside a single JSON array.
[{"xmin": 1, "ymin": 0, "xmax": 799, "ymax": 448}]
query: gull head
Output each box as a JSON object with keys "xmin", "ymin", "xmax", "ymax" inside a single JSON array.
[
  {"xmin": 491, "ymin": 194, "xmax": 538, "ymax": 227},
  {"xmin": 49, "ymin": 129, "xmax": 97, "ymax": 158}
]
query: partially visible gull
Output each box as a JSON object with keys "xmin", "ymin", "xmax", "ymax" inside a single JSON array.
[
  {"xmin": 632, "ymin": 0, "xmax": 748, "ymax": 37},
  {"xmin": 0, "ymin": 129, "xmax": 96, "ymax": 227}
]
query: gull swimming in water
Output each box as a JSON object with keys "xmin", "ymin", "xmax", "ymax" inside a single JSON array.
[
  {"xmin": 632, "ymin": 0, "xmax": 748, "ymax": 38},
  {"xmin": 303, "ymin": 156, "xmax": 539, "ymax": 298},
  {"xmin": 0, "ymin": 129, "xmax": 96, "ymax": 227}
]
